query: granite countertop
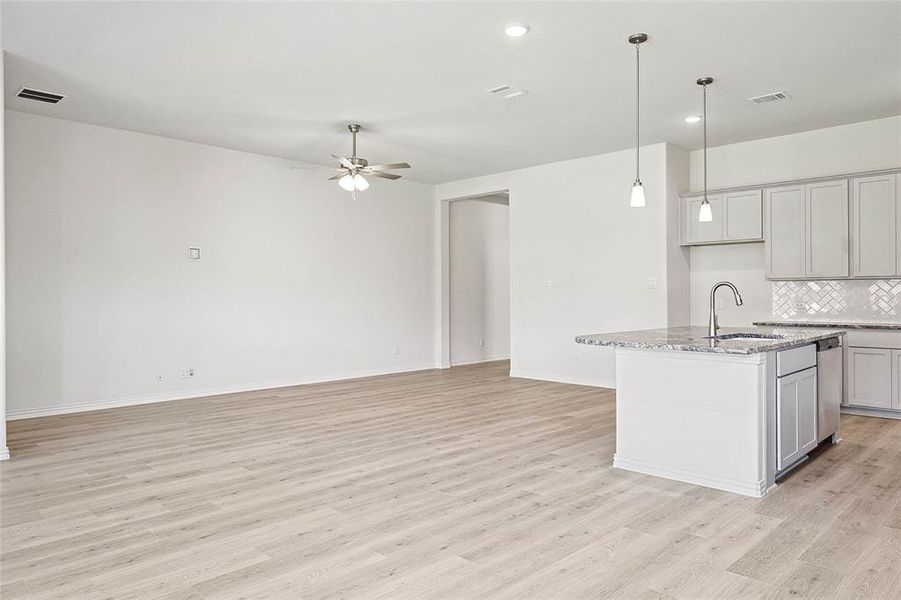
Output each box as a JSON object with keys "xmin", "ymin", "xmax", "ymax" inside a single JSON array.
[
  {"xmin": 575, "ymin": 325, "xmax": 846, "ymax": 355},
  {"xmin": 754, "ymin": 320, "xmax": 901, "ymax": 331}
]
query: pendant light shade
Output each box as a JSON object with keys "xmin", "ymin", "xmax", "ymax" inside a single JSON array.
[
  {"xmin": 697, "ymin": 76, "xmax": 714, "ymax": 223},
  {"xmin": 628, "ymin": 33, "xmax": 648, "ymax": 208},
  {"xmin": 630, "ymin": 182, "xmax": 646, "ymax": 208},
  {"xmin": 698, "ymin": 201, "xmax": 713, "ymax": 222}
]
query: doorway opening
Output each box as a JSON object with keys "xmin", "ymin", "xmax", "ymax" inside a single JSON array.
[{"xmin": 442, "ymin": 192, "xmax": 510, "ymax": 367}]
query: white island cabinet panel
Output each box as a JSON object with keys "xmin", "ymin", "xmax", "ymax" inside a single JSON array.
[{"xmin": 614, "ymin": 350, "xmax": 769, "ymax": 498}]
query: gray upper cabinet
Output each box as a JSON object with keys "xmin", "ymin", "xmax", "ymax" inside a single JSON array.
[
  {"xmin": 850, "ymin": 174, "xmax": 896, "ymax": 277},
  {"xmin": 681, "ymin": 168, "xmax": 901, "ymax": 279},
  {"xmin": 681, "ymin": 190, "xmax": 761, "ymax": 246},
  {"xmin": 685, "ymin": 195, "xmax": 723, "ymax": 244},
  {"xmin": 806, "ymin": 179, "xmax": 849, "ymax": 278},
  {"xmin": 765, "ymin": 185, "xmax": 806, "ymax": 279},
  {"xmin": 724, "ymin": 190, "xmax": 763, "ymax": 241}
]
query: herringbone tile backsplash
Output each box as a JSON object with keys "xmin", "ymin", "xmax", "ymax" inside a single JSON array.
[{"xmin": 773, "ymin": 280, "xmax": 901, "ymax": 322}]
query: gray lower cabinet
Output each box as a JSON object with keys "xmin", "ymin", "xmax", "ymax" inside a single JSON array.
[
  {"xmin": 846, "ymin": 346, "xmax": 893, "ymax": 409},
  {"xmin": 893, "ymin": 350, "xmax": 901, "ymax": 410},
  {"xmin": 850, "ymin": 174, "xmax": 897, "ymax": 277},
  {"xmin": 776, "ymin": 367, "xmax": 818, "ymax": 471}
]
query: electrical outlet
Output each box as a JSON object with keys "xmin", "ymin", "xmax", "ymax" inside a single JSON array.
[
  {"xmin": 542, "ymin": 280, "xmax": 552, "ymax": 290},
  {"xmin": 646, "ymin": 278, "xmax": 658, "ymax": 289},
  {"xmin": 393, "ymin": 345, "xmax": 400, "ymax": 355},
  {"xmin": 479, "ymin": 338, "xmax": 485, "ymax": 347},
  {"xmin": 188, "ymin": 247, "xmax": 201, "ymax": 260},
  {"xmin": 157, "ymin": 374, "xmax": 163, "ymax": 383},
  {"xmin": 181, "ymin": 368, "xmax": 195, "ymax": 378}
]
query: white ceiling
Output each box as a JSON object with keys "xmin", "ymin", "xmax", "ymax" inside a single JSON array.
[{"xmin": 3, "ymin": 1, "xmax": 900, "ymax": 184}]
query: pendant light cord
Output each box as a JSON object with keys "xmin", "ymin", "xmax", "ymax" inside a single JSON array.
[
  {"xmin": 635, "ymin": 42, "xmax": 640, "ymax": 182},
  {"xmin": 703, "ymin": 82, "xmax": 708, "ymax": 202}
]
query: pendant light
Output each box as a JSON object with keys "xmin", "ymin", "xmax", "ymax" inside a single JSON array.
[
  {"xmin": 697, "ymin": 77, "xmax": 714, "ymax": 222},
  {"xmin": 628, "ymin": 33, "xmax": 648, "ymax": 207}
]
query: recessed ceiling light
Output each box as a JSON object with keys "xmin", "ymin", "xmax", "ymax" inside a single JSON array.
[
  {"xmin": 504, "ymin": 23, "xmax": 531, "ymax": 37},
  {"xmin": 684, "ymin": 115, "xmax": 703, "ymax": 124}
]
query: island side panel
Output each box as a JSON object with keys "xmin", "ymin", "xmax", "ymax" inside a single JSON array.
[{"xmin": 613, "ymin": 348, "xmax": 769, "ymax": 497}]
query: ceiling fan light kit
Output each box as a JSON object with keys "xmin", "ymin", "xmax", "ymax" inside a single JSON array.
[
  {"xmin": 628, "ymin": 33, "xmax": 648, "ymax": 208},
  {"xmin": 292, "ymin": 123, "xmax": 411, "ymax": 198}
]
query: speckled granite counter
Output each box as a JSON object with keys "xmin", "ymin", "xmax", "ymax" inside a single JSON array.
[
  {"xmin": 754, "ymin": 320, "xmax": 901, "ymax": 331},
  {"xmin": 575, "ymin": 325, "xmax": 845, "ymax": 355}
]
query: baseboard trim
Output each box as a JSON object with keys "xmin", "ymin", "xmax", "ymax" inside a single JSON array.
[
  {"xmin": 508, "ymin": 369, "xmax": 615, "ymax": 389},
  {"xmin": 450, "ymin": 355, "xmax": 510, "ymax": 366},
  {"xmin": 841, "ymin": 406, "xmax": 901, "ymax": 420},
  {"xmin": 6, "ymin": 362, "xmax": 440, "ymax": 421},
  {"xmin": 613, "ymin": 454, "xmax": 767, "ymax": 498},
  {"xmin": 0, "ymin": 447, "xmax": 9, "ymax": 461}
]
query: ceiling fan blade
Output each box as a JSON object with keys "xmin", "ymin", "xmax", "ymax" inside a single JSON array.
[
  {"xmin": 368, "ymin": 171, "xmax": 402, "ymax": 180},
  {"xmin": 331, "ymin": 154, "xmax": 354, "ymax": 169},
  {"xmin": 366, "ymin": 162, "xmax": 411, "ymax": 171},
  {"xmin": 328, "ymin": 172, "xmax": 349, "ymax": 180}
]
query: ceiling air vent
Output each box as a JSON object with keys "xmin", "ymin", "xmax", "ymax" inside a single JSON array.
[
  {"xmin": 748, "ymin": 91, "xmax": 790, "ymax": 104},
  {"xmin": 16, "ymin": 87, "xmax": 66, "ymax": 104},
  {"xmin": 487, "ymin": 84, "xmax": 529, "ymax": 100}
]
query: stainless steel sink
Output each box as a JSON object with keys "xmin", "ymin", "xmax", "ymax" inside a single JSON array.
[{"xmin": 708, "ymin": 332, "xmax": 786, "ymax": 341}]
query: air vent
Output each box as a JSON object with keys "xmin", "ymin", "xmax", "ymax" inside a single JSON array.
[
  {"xmin": 16, "ymin": 87, "xmax": 66, "ymax": 104},
  {"xmin": 748, "ymin": 91, "xmax": 790, "ymax": 104},
  {"xmin": 487, "ymin": 84, "xmax": 529, "ymax": 100}
]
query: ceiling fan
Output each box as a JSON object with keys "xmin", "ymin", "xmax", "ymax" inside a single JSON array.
[{"xmin": 292, "ymin": 124, "xmax": 411, "ymax": 197}]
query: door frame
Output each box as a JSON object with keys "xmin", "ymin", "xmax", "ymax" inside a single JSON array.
[{"xmin": 437, "ymin": 189, "xmax": 510, "ymax": 368}]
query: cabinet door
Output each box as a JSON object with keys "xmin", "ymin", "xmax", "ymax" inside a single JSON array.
[
  {"xmin": 846, "ymin": 346, "xmax": 892, "ymax": 408},
  {"xmin": 723, "ymin": 189, "xmax": 763, "ymax": 241},
  {"xmin": 806, "ymin": 179, "xmax": 849, "ymax": 278},
  {"xmin": 686, "ymin": 196, "xmax": 724, "ymax": 244},
  {"xmin": 777, "ymin": 367, "xmax": 818, "ymax": 471},
  {"xmin": 893, "ymin": 350, "xmax": 901, "ymax": 410},
  {"xmin": 765, "ymin": 185, "xmax": 806, "ymax": 279},
  {"xmin": 851, "ymin": 174, "xmax": 896, "ymax": 277}
]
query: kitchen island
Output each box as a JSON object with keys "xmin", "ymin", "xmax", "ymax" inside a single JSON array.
[{"xmin": 575, "ymin": 326, "xmax": 845, "ymax": 497}]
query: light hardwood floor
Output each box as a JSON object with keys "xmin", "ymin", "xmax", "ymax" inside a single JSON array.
[{"xmin": 2, "ymin": 360, "xmax": 901, "ymax": 600}]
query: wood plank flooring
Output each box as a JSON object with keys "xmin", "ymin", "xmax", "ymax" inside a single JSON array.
[{"xmin": 2, "ymin": 360, "xmax": 901, "ymax": 599}]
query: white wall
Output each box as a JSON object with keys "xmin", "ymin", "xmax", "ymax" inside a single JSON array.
[
  {"xmin": 437, "ymin": 143, "xmax": 685, "ymax": 388},
  {"xmin": 0, "ymin": 49, "xmax": 8, "ymax": 458},
  {"xmin": 688, "ymin": 116, "xmax": 901, "ymax": 327},
  {"xmin": 5, "ymin": 111, "xmax": 437, "ymax": 418},
  {"xmin": 449, "ymin": 196, "xmax": 509, "ymax": 365},
  {"xmin": 688, "ymin": 116, "xmax": 901, "ymax": 192}
]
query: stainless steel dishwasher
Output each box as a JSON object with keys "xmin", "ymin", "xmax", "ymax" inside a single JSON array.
[{"xmin": 816, "ymin": 337, "xmax": 842, "ymax": 443}]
